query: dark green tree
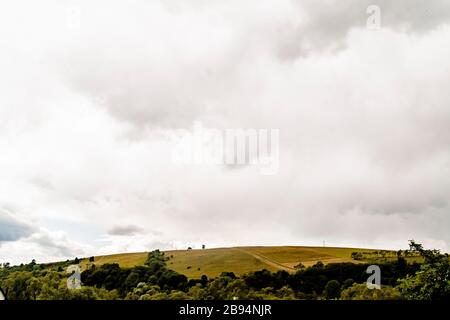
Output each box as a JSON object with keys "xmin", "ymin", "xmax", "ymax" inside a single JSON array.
[
  {"xmin": 398, "ymin": 241, "xmax": 450, "ymax": 300},
  {"xmin": 324, "ymin": 280, "xmax": 341, "ymax": 299}
]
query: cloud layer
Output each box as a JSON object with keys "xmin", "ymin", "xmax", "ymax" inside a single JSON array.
[
  {"xmin": 1, "ymin": 0, "xmax": 450, "ymax": 264},
  {"xmin": 0, "ymin": 211, "xmax": 32, "ymax": 242}
]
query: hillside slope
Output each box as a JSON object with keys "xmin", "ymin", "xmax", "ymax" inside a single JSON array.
[{"xmin": 81, "ymin": 246, "xmax": 381, "ymax": 278}]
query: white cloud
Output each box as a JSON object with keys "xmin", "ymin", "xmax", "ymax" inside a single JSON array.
[
  {"xmin": 0, "ymin": 228, "xmax": 91, "ymax": 266},
  {"xmin": 0, "ymin": 1, "xmax": 450, "ymax": 264}
]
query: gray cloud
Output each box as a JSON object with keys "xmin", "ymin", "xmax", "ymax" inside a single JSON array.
[
  {"xmin": 0, "ymin": 210, "xmax": 33, "ymax": 242},
  {"xmin": 29, "ymin": 177, "xmax": 55, "ymax": 191},
  {"xmin": 287, "ymin": 0, "xmax": 450, "ymax": 56},
  {"xmin": 26, "ymin": 231, "xmax": 82, "ymax": 258},
  {"xmin": 0, "ymin": 210, "xmax": 85, "ymax": 262},
  {"xmin": 107, "ymin": 225, "xmax": 145, "ymax": 236},
  {"xmin": 48, "ymin": 0, "xmax": 450, "ymax": 130}
]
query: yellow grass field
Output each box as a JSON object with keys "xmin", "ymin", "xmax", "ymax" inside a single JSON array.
[{"xmin": 80, "ymin": 246, "xmax": 386, "ymax": 278}]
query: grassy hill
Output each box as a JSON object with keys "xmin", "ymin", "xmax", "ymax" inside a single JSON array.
[{"xmin": 81, "ymin": 246, "xmax": 391, "ymax": 278}]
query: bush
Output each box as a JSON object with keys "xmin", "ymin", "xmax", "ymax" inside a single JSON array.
[
  {"xmin": 324, "ymin": 280, "xmax": 341, "ymax": 299},
  {"xmin": 340, "ymin": 283, "xmax": 402, "ymax": 300}
]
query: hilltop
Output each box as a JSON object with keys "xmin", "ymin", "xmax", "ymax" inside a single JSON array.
[{"xmin": 80, "ymin": 246, "xmax": 403, "ymax": 278}]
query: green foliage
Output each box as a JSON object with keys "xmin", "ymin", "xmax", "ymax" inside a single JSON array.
[
  {"xmin": 2, "ymin": 242, "xmax": 448, "ymax": 300},
  {"xmin": 397, "ymin": 241, "xmax": 450, "ymax": 300},
  {"xmin": 294, "ymin": 263, "xmax": 305, "ymax": 270},
  {"xmin": 324, "ymin": 280, "xmax": 341, "ymax": 299},
  {"xmin": 351, "ymin": 252, "xmax": 363, "ymax": 260},
  {"xmin": 38, "ymin": 283, "xmax": 118, "ymax": 300},
  {"xmin": 340, "ymin": 283, "xmax": 402, "ymax": 300},
  {"xmin": 145, "ymin": 250, "xmax": 166, "ymax": 265},
  {"xmin": 0, "ymin": 270, "xmax": 118, "ymax": 300},
  {"xmin": 342, "ymin": 278, "xmax": 355, "ymax": 289},
  {"xmin": 1, "ymin": 271, "xmax": 36, "ymax": 300},
  {"xmin": 79, "ymin": 250, "xmax": 188, "ymax": 297}
]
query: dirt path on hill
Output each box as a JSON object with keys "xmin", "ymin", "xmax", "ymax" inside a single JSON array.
[{"xmin": 237, "ymin": 248, "xmax": 295, "ymax": 272}]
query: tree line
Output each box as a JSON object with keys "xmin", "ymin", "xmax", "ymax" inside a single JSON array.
[{"xmin": 0, "ymin": 241, "xmax": 449, "ymax": 300}]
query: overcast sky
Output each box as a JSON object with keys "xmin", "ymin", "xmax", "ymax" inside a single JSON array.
[{"xmin": 1, "ymin": 0, "xmax": 450, "ymax": 265}]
